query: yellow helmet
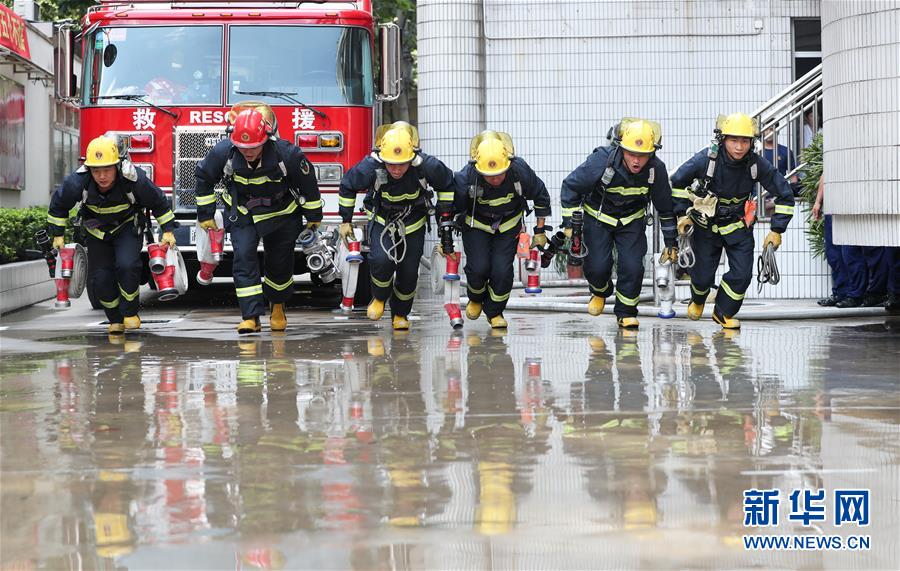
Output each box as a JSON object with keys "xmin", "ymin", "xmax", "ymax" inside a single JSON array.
[
  {"xmin": 469, "ymin": 130, "xmax": 515, "ymax": 160},
  {"xmin": 83, "ymin": 136, "xmax": 121, "ymax": 167},
  {"xmin": 474, "ymin": 137, "xmax": 511, "ymax": 176},
  {"xmin": 717, "ymin": 113, "xmax": 759, "ymax": 138},
  {"xmin": 376, "ymin": 121, "xmax": 419, "ymax": 164},
  {"xmin": 618, "ymin": 119, "xmax": 660, "ymax": 154}
]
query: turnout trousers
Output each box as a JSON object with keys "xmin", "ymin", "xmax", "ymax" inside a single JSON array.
[
  {"xmin": 462, "ymin": 225, "xmax": 519, "ymax": 319},
  {"xmin": 583, "ymin": 216, "xmax": 648, "ymax": 318},
  {"xmin": 86, "ymin": 228, "xmax": 143, "ymax": 324},
  {"xmin": 367, "ymin": 220, "xmax": 426, "ymax": 317},
  {"xmin": 689, "ymin": 224, "xmax": 754, "ymax": 318},
  {"xmin": 227, "ymin": 211, "xmax": 303, "ymax": 319}
]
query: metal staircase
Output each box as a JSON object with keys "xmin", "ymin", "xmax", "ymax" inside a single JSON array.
[{"xmin": 752, "ymin": 63, "xmax": 823, "ymax": 179}]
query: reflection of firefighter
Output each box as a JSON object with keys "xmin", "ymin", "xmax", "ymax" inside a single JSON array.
[
  {"xmin": 562, "ymin": 406, "xmax": 667, "ymax": 531},
  {"xmin": 194, "ymin": 108, "xmax": 322, "ymax": 333},
  {"xmin": 88, "ymin": 343, "xmax": 148, "ymax": 559},
  {"xmin": 445, "ymin": 131, "xmax": 552, "ymax": 328},
  {"xmin": 93, "ymin": 471, "xmax": 135, "ymax": 559},
  {"xmin": 47, "ymin": 136, "xmax": 177, "ymax": 334},
  {"xmin": 561, "ymin": 119, "xmax": 677, "ymax": 328},
  {"xmin": 671, "ymin": 113, "xmax": 794, "ymax": 329},
  {"xmin": 367, "ymin": 335, "xmax": 454, "ymax": 527},
  {"xmin": 338, "ymin": 122, "xmax": 456, "ymax": 330},
  {"xmin": 465, "ymin": 334, "xmax": 550, "ymax": 534},
  {"xmin": 578, "ymin": 330, "xmax": 650, "ymax": 414}
]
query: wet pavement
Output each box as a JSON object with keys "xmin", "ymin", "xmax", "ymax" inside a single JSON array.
[{"xmin": 1, "ymin": 291, "xmax": 898, "ymax": 570}]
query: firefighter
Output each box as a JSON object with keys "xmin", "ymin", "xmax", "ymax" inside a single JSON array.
[
  {"xmin": 338, "ymin": 121, "xmax": 455, "ymax": 331},
  {"xmin": 47, "ymin": 136, "xmax": 176, "ymax": 334},
  {"xmin": 194, "ymin": 108, "xmax": 321, "ymax": 334},
  {"xmin": 670, "ymin": 113, "xmax": 795, "ymax": 329},
  {"xmin": 446, "ymin": 131, "xmax": 552, "ymax": 329},
  {"xmin": 560, "ymin": 118, "xmax": 678, "ymax": 328}
]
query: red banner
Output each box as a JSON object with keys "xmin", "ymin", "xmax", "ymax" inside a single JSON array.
[{"xmin": 0, "ymin": 4, "xmax": 30, "ymax": 60}]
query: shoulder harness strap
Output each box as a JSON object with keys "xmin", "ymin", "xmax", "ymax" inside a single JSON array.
[{"xmin": 374, "ymin": 168, "xmax": 389, "ymax": 192}]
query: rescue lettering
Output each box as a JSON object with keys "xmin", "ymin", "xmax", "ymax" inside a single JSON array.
[{"xmin": 188, "ymin": 110, "xmax": 228, "ymax": 125}]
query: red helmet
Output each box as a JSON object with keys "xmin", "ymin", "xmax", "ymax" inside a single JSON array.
[{"xmin": 230, "ymin": 109, "xmax": 270, "ymax": 149}]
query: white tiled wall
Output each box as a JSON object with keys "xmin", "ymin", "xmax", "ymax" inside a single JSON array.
[
  {"xmin": 419, "ymin": 0, "xmax": 829, "ymax": 299},
  {"xmin": 822, "ymin": 0, "xmax": 900, "ymax": 247}
]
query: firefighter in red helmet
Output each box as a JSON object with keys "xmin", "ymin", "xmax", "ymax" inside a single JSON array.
[{"xmin": 194, "ymin": 107, "xmax": 321, "ymax": 333}]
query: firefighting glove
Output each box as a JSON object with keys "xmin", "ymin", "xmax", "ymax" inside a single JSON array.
[
  {"xmin": 339, "ymin": 223, "xmax": 355, "ymax": 244},
  {"xmin": 160, "ymin": 231, "xmax": 177, "ymax": 248},
  {"xmin": 563, "ymin": 228, "xmax": 573, "ymax": 239},
  {"xmin": 198, "ymin": 218, "xmax": 218, "ymax": 231},
  {"xmin": 306, "ymin": 222, "xmax": 321, "ymax": 231},
  {"xmin": 762, "ymin": 231, "xmax": 782, "ymax": 251},
  {"xmin": 531, "ymin": 232, "xmax": 548, "ymax": 249},
  {"xmin": 52, "ymin": 236, "xmax": 66, "ymax": 250},
  {"xmin": 658, "ymin": 247, "xmax": 678, "ymax": 264},
  {"xmin": 677, "ymin": 216, "xmax": 693, "ymax": 236},
  {"xmin": 437, "ymin": 243, "xmax": 449, "ymax": 257}
]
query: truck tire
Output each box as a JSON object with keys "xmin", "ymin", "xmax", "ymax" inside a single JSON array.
[{"xmin": 85, "ymin": 272, "xmax": 103, "ymax": 310}]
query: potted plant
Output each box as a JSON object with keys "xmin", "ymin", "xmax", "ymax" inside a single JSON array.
[{"xmin": 798, "ymin": 133, "xmax": 824, "ymax": 258}]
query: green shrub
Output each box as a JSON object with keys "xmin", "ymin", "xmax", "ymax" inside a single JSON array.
[
  {"xmin": 0, "ymin": 207, "xmax": 74, "ymax": 264},
  {"xmin": 798, "ymin": 133, "xmax": 824, "ymax": 259}
]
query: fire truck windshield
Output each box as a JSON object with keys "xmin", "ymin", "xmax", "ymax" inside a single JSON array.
[
  {"xmin": 227, "ymin": 26, "xmax": 373, "ymax": 106},
  {"xmin": 84, "ymin": 26, "xmax": 224, "ymax": 106}
]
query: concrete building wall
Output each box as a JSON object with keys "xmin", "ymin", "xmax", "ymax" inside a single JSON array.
[
  {"xmin": 0, "ymin": 22, "xmax": 55, "ymax": 209},
  {"xmin": 822, "ymin": 0, "xmax": 900, "ymax": 247},
  {"xmin": 419, "ymin": 0, "xmax": 830, "ymax": 299}
]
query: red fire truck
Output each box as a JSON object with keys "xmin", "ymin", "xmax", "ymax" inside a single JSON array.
[{"xmin": 56, "ymin": 0, "xmax": 401, "ymax": 307}]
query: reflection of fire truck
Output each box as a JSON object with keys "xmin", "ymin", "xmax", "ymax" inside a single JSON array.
[{"xmin": 58, "ymin": 0, "xmax": 400, "ymax": 307}]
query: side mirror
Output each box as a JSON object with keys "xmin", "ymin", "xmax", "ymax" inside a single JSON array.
[
  {"xmin": 377, "ymin": 22, "xmax": 401, "ymax": 102},
  {"xmin": 55, "ymin": 25, "xmax": 76, "ymax": 99}
]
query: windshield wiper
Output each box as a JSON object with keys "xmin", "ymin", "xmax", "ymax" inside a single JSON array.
[
  {"xmin": 235, "ymin": 90, "xmax": 327, "ymax": 119},
  {"xmin": 92, "ymin": 94, "xmax": 178, "ymax": 118}
]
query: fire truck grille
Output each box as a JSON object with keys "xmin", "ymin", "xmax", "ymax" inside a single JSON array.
[{"xmin": 173, "ymin": 127, "xmax": 228, "ymax": 212}]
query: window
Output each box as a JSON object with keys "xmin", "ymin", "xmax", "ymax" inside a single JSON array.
[
  {"xmin": 83, "ymin": 26, "xmax": 223, "ymax": 106},
  {"xmin": 52, "ymin": 99, "xmax": 79, "ymax": 189},
  {"xmin": 792, "ymin": 19, "xmax": 822, "ymax": 80},
  {"xmin": 0, "ymin": 76, "xmax": 25, "ymax": 191},
  {"xmin": 227, "ymin": 26, "xmax": 373, "ymax": 106}
]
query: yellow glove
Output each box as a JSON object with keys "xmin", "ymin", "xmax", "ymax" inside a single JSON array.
[
  {"xmin": 531, "ymin": 232, "xmax": 548, "ymax": 249},
  {"xmin": 160, "ymin": 231, "xmax": 177, "ymax": 248},
  {"xmin": 52, "ymin": 236, "xmax": 66, "ymax": 250},
  {"xmin": 658, "ymin": 246, "xmax": 678, "ymax": 264},
  {"xmin": 339, "ymin": 222, "xmax": 355, "ymax": 243},
  {"xmin": 437, "ymin": 243, "xmax": 449, "ymax": 257},
  {"xmin": 306, "ymin": 221, "xmax": 321, "ymax": 231},
  {"xmin": 763, "ymin": 231, "xmax": 782, "ymax": 251},
  {"xmin": 677, "ymin": 216, "xmax": 693, "ymax": 236},
  {"xmin": 199, "ymin": 218, "xmax": 218, "ymax": 231},
  {"xmin": 563, "ymin": 227, "xmax": 573, "ymax": 239}
]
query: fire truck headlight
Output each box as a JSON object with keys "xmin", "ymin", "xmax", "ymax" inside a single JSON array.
[
  {"xmin": 315, "ymin": 164, "xmax": 343, "ymax": 184},
  {"xmin": 318, "ymin": 134, "xmax": 342, "ymax": 148}
]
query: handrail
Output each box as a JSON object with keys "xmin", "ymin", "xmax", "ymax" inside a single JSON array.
[
  {"xmin": 751, "ymin": 63, "xmax": 823, "ymax": 213},
  {"xmin": 752, "ymin": 63, "xmax": 822, "ymax": 119}
]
